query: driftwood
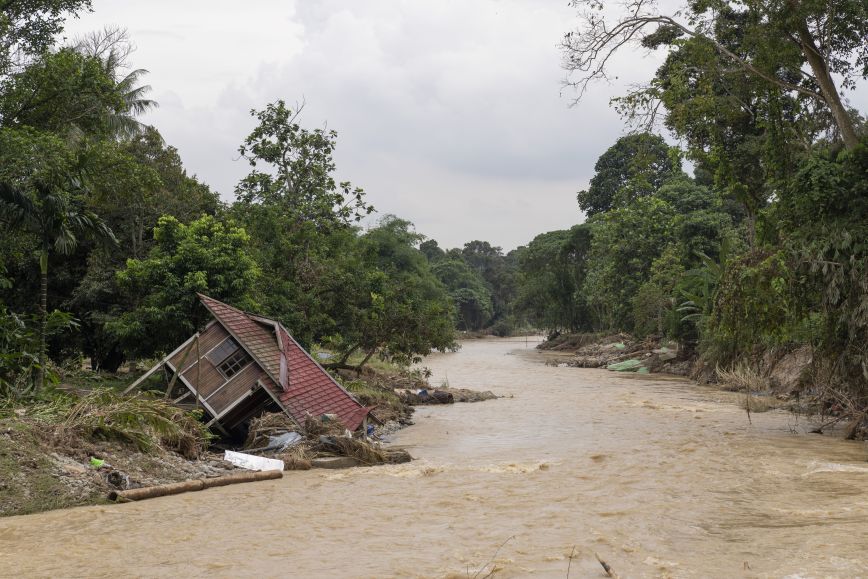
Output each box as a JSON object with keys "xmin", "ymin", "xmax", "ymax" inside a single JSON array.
[
  {"xmin": 108, "ymin": 470, "xmax": 283, "ymax": 502},
  {"xmin": 595, "ymin": 552, "xmax": 620, "ymax": 578}
]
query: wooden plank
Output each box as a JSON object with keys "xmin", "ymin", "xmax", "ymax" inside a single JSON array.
[
  {"xmin": 123, "ymin": 362, "xmax": 164, "ymax": 394},
  {"xmin": 165, "ymin": 334, "xmax": 198, "ymax": 398},
  {"xmin": 166, "ymin": 361, "xmax": 220, "ymax": 418},
  {"xmin": 125, "ymin": 334, "xmax": 197, "ymax": 394},
  {"xmin": 205, "ymin": 381, "xmax": 261, "ymax": 427}
]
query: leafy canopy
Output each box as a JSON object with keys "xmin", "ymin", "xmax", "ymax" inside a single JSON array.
[{"xmin": 109, "ymin": 215, "xmax": 260, "ymax": 357}]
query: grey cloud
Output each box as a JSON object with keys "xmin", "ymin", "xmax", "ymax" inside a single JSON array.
[{"xmin": 66, "ymin": 0, "xmax": 659, "ymax": 249}]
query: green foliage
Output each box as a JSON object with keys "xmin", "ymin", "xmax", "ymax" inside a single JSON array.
[
  {"xmin": 74, "ymin": 29, "xmax": 157, "ymax": 139},
  {"xmin": 577, "ymin": 133, "xmax": 680, "ymax": 216},
  {"xmin": 0, "ymin": 306, "xmax": 77, "ymax": 397},
  {"xmin": 0, "ymin": 0, "xmax": 93, "ymax": 77},
  {"xmin": 705, "ymin": 250, "xmax": 800, "ymax": 361},
  {"xmin": 0, "ymin": 48, "xmax": 122, "ymax": 138},
  {"xmin": 330, "ymin": 216, "xmax": 456, "ymax": 368},
  {"xmin": 461, "ymin": 240, "xmax": 519, "ymax": 324},
  {"xmin": 235, "ymin": 100, "xmax": 373, "ymax": 229},
  {"xmin": 232, "ymin": 100, "xmax": 377, "ymax": 349},
  {"xmin": 584, "ymin": 196, "xmax": 677, "ymax": 329},
  {"xmin": 2, "ymin": 388, "xmax": 212, "ymax": 457},
  {"xmin": 431, "ymin": 257, "xmax": 493, "ymax": 331},
  {"xmin": 632, "ymin": 246, "xmax": 686, "ymax": 338},
  {"xmin": 516, "ymin": 224, "xmax": 592, "ymax": 332},
  {"xmin": 110, "ymin": 215, "xmax": 259, "ymax": 357},
  {"xmin": 773, "ymin": 139, "xmax": 868, "ymax": 389}
]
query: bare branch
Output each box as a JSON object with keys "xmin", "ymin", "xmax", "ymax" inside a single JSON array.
[{"xmin": 561, "ymin": 2, "xmax": 824, "ymax": 104}]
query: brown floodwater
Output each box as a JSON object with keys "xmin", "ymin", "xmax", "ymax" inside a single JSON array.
[{"xmin": 1, "ymin": 338, "xmax": 867, "ymax": 578}]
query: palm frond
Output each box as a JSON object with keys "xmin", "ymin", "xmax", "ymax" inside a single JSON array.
[{"xmin": 0, "ymin": 182, "xmax": 36, "ymax": 227}]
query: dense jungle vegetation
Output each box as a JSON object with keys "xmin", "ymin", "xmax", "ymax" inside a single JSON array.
[{"xmin": 0, "ymin": 1, "xmax": 866, "ymax": 428}]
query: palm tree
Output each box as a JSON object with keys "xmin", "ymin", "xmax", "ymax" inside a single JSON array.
[
  {"xmin": 0, "ymin": 181, "xmax": 116, "ymax": 393},
  {"xmin": 74, "ymin": 27, "xmax": 158, "ymax": 140},
  {"xmin": 100, "ymin": 48, "xmax": 158, "ymax": 140}
]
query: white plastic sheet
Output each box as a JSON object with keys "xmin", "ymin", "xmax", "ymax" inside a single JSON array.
[{"xmin": 223, "ymin": 450, "xmax": 285, "ymax": 472}]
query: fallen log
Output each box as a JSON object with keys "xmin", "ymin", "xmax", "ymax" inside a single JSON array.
[
  {"xmin": 108, "ymin": 470, "xmax": 283, "ymax": 502},
  {"xmin": 201, "ymin": 470, "xmax": 282, "ymax": 489}
]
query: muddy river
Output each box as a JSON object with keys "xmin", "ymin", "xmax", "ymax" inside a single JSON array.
[{"xmin": 1, "ymin": 338, "xmax": 867, "ymax": 577}]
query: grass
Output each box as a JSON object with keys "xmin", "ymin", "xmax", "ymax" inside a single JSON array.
[
  {"xmin": 342, "ymin": 351, "xmax": 408, "ymax": 374},
  {"xmin": 1, "ymin": 388, "xmax": 212, "ymax": 459},
  {"xmin": 715, "ymin": 362, "xmax": 768, "ymax": 393},
  {"xmin": 342, "ymin": 379, "xmax": 403, "ymax": 409},
  {"xmin": 715, "ymin": 363, "xmax": 783, "ymax": 414}
]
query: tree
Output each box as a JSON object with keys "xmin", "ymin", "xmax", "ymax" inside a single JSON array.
[
  {"xmin": 73, "ymin": 27, "xmax": 157, "ymax": 139},
  {"xmin": 431, "ymin": 257, "xmax": 493, "ymax": 331},
  {"xmin": 0, "ymin": 48, "xmax": 122, "ymax": 136},
  {"xmin": 584, "ymin": 196, "xmax": 677, "ymax": 329},
  {"xmin": 0, "ymin": 0, "xmax": 92, "ymax": 77},
  {"xmin": 0, "ymin": 127, "xmax": 115, "ymax": 392},
  {"xmin": 516, "ymin": 225, "xmax": 593, "ymax": 332},
  {"xmin": 235, "ymin": 100, "xmax": 373, "ymax": 229},
  {"xmin": 232, "ymin": 100, "xmax": 376, "ymax": 347},
  {"xmin": 327, "ymin": 217, "xmax": 456, "ymax": 369},
  {"xmin": 419, "ymin": 239, "xmax": 446, "ymax": 262},
  {"xmin": 109, "ymin": 215, "xmax": 259, "ymax": 358},
  {"xmin": 562, "ymin": 0, "xmax": 866, "ymax": 149},
  {"xmin": 631, "ymin": 16, "xmax": 809, "ymax": 228},
  {"xmin": 577, "ymin": 132, "xmax": 680, "ymax": 216}
]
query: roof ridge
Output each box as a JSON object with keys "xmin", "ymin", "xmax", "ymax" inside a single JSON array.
[{"xmin": 197, "ymin": 293, "xmax": 283, "ymax": 387}]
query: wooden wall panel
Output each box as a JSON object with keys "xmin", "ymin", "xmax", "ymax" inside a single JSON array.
[{"xmin": 206, "ymin": 362, "xmax": 264, "ymax": 414}]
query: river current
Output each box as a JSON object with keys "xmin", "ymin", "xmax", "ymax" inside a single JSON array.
[{"xmin": 1, "ymin": 338, "xmax": 866, "ymax": 577}]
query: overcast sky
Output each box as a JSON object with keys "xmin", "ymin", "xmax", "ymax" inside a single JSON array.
[{"xmin": 62, "ymin": 1, "xmax": 865, "ymax": 250}]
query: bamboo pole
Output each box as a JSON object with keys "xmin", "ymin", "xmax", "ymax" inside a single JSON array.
[{"xmin": 108, "ymin": 470, "xmax": 283, "ymax": 502}]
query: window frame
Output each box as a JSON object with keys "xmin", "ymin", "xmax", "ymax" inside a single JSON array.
[
  {"xmin": 207, "ymin": 337, "xmax": 252, "ymax": 380},
  {"xmin": 216, "ymin": 348, "xmax": 252, "ymax": 380}
]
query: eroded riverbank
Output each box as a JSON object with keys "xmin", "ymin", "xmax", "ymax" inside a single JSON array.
[{"xmin": 1, "ymin": 338, "xmax": 866, "ymax": 577}]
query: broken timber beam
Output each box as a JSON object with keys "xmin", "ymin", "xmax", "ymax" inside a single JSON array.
[
  {"xmin": 165, "ymin": 333, "xmax": 198, "ymax": 398},
  {"xmin": 123, "ymin": 334, "xmax": 198, "ymax": 394}
]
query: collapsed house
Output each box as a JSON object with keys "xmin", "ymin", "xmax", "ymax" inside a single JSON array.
[{"xmin": 127, "ymin": 294, "xmax": 372, "ymax": 436}]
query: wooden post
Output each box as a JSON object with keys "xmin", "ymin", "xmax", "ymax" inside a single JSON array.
[
  {"xmin": 195, "ymin": 334, "xmax": 201, "ymax": 409},
  {"xmin": 125, "ymin": 361, "xmax": 165, "ymax": 394},
  {"xmin": 165, "ymin": 336, "xmax": 197, "ymax": 399},
  {"xmin": 125, "ymin": 334, "xmax": 198, "ymax": 394}
]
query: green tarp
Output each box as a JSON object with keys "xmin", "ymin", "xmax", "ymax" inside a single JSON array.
[{"xmin": 607, "ymin": 359, "xmax": 643, "ymax": 372}]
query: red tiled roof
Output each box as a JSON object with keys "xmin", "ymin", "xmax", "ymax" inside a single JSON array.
[
  {"xmin": 276, "ymin": 327, "xmax": 370, "ymax": 431},
  {"xmin": 198, "ymin": 295, "xmax": 282, "ymax": 379},
  {"xmin": 197, "ymin": 294, "xmax": 369, "ymax": 431}
]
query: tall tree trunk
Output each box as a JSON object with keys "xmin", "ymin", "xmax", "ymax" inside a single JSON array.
[
  {"xmin": 37, "ymin": 250, "xmax": 48, "ymax": 394},
  {"xmin": 795, "ymin": 19, "xmax": 859, "ymax": 149}
]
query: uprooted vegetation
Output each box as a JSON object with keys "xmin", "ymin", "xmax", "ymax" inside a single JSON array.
[
  {"xmin": 0, "ymin": 389, "xmax": 232, "ymax": 516},
  {"xmin": 0, "ymin": 355, "xmax": 502, "ymax": 516},
  {"xmin": 3, "ymin": 389, "xmax": 212, "ymax": 459},
  {"xmin": 334, "ymin": 362, "xmax": 499, "ymax": 428}
]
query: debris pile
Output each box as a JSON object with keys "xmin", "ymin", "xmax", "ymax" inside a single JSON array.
[
  {"xmin": 242, "ymin": 413, "xmax": 412, "ymax": 470},
  {"xmin": 396, "ymin": 387, "xmax": 498, "ymax": 405},
  {"xmin": 543, "ymin": 334, "xmax": 691, "ymax": 376}
]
